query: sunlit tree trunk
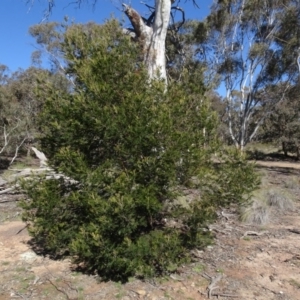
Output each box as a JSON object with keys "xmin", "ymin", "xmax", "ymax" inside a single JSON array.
[{"xmin": 123, "ymin": 0, "xmax": 171, "ymax": 84}]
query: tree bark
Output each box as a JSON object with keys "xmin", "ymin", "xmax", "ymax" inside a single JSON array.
[{"xmin": 123, "ymin": 0, "xmax": 171, "ymax": 84}]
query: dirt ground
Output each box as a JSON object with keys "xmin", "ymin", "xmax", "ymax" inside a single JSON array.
[{"xmin": 0, "ymin": 160, "xmax": 300, "ymax": 300}]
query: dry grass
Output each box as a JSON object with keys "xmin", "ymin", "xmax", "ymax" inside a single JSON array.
[
  {"xmin": 283, "ymin": 176, "xmax": 300, "ymax": 190},
  {"xmin": 245, "ymin": 142, "xmax": 279, "ymax": 154},
  {"xmin": 267, "ymin": 189, "xmax": 295, "ymax": 211},
  {"xmin": 240, "ymin": 200, "xmax": 270, "ymax": 225},
  {"xmin": 241, "ymin": 185, "xmax": 295, "ymax": 225}
]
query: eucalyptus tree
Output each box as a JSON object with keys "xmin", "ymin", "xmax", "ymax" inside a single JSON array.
[
  {"xmin": 27, "ymin": 0, "xmax": 200, "ymax": 85},
  {"xmin": 197, "ymin": 0, "xmax": 300, "ymax": 151},
  {"xmin": 261, "ymin": 83, "xmax": 300, "ymax": 159}
]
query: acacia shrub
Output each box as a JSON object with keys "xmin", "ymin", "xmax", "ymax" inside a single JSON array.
[{"xmin": 21, "ymin": 20, "xmax": 259, "ymax": 281}]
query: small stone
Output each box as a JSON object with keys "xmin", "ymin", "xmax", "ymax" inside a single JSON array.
[
  {"xmin": 19, "ymin": 251, "xmax": 38, "ymax": 262},
  {"xmin": 136, "ymin": 290, "xmax": 147, "ymax": 296},
  {"xmin": 269, "ymin": 275, "xmax": 275, "ymax": 282}
]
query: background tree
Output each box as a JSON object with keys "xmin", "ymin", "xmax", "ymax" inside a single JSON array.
[
  {"xmin": 0, "ymin": 65, "xmax": 33, "ymax": 162},
  {"xmin": 256, "ymin": 2, "xmax": 300, "ymax": 156},
  {"xmin": 0, "ymin": 65, "xmax": 69, "ymax": 164},
  {"xmin": 30, "ymin": 21, "xmax": 66, "ymax": 73},
  {"xmin": 194, "ymin": 0, "xmax": 299, "ymax": 151},
  {"xmin": 261, "ymin": 83, "xmax": 300, "ymax": 159}
]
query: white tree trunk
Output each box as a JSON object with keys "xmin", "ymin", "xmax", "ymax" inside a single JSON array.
[{"xmin": 123, "ymin": 0, "xmax": 171, "ymax": 83}]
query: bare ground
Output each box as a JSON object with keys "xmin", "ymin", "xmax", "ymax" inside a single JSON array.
[{"xmin": 0, "ymin": 160, "xmax": 300, "ymax": 300}]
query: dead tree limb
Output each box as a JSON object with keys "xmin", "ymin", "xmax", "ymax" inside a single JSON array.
[
  {"xmin": 202, "ymin": 273, "xmax": 239, "ymax": 298},
  {"xmin": 202, "ymin": 273, "xmax": 223, "ymax": 298}
]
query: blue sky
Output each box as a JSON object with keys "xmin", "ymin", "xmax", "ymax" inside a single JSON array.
[{"xmin": 0, "ymin": 0, "xmax": 212, "ymax": 72}]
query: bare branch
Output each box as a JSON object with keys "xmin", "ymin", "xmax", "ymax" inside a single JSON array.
[
  {"xmin": 10, "ymin": 135, "xmax": 28, "ymax": 165},
  {"xmin": 122, "ymin": 4, "xmax": 151, "ymax": 39}
]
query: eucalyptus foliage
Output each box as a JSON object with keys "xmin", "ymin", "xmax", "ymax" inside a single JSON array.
[{"xmin": 194, "ymin": 0, "xmax": 299, "ymax": 150}]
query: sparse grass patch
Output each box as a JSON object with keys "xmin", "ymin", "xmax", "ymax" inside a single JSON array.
[
  {"xmin": 246, "ymin": 142, "xmax": 279, "ymax": 154},
  {"xmin": 15, "ymin": 266, "xmax": 27, "ymax": 272},
  {"xmin": 192, "ymin": 263, "xmax": 205, "ymax": 273},
  {"xmin": 245, "ymin": 143, "xmax": 279, "ymax": 160},
  {"xmin": 9, "ymin": 161, "xmax": 28, "ymax": 170},
  {"xmin": 2, "ymin": 162, "xmax": 28, "ymax": 181},
  {"xmin": 283, "ymin": 176, "xmax": 300, "ymax": 190},
  {"xmin": 241, "ymin": 199, "xmax": 270, "ymax": 225},
  {"xmin": 241, "ymin": 183, "xmax": 295, "ymax": 224},
  {"xmin": 289, "ymin": 278, "xmax": 300, "ymax": 289},
  {"xmin": 267, "ymin": 189, "xmax": 295, "ymax": 211}
]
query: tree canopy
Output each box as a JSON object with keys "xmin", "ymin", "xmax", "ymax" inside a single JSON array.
[{"xmin": 192, "ymin": 0, "xmax": 300, "ymax": 150}]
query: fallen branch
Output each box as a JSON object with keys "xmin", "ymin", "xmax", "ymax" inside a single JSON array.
[
  {"xmin": 211, "ymin": 292, "xmax": 240, "ymax": 298},
  {"xmin": 0, "ymin": 198, "xmax": 22, "ymax": 204},
  {"xmin": 0, "ymin": 186, "xmax": 18, "ymax": 195},
  {"xmin": 7, "ymin": 168, "xmax": 51, "ymax": 180},
  {"xmin": 240, "ymin": 230, "xmax": 269, "ymax": 239},
  {"xmin": 202, "ymin": 273, "xmax": 239, "ymax": 298},
  {"xmin": 202, "ymin": 273, "xmax": 223, "ymax": 298},
  {"xmin": 0, "ymin": 148, "xmax": 78, "ymax": 197},
  {"xmin": 46, "ymin": 278, "xmax": 71, "ymax": 300},
  {"xmin": 170, "ymin": 274, "xmax": 184, "ymax": 281},
  {"xmin": 220, "ymin": 211, "xmax": 235, "ymax": 220}
]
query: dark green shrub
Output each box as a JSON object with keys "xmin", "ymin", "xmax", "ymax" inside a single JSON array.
[{"xmin": 20, "ymin": 19, "xmax": 259, "ymax": 281}]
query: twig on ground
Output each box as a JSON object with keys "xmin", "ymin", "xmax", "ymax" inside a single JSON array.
[
  {"xmin": 211, "ymin": 292, "xmax": 240, "ymax": 298},
  {"xmin": 170, "ymin": 274, "xmax": 184, "ymax": 281},
  {"xmin": 240, "ymin": 230, "xmax": 269, "ymax": 239},
  {"xmin": 202, "ymin": 273, "xmax": 223, "ymax": 298},
  {"xmin": 46, "ymin": 278, "xmax": 71, "ymax": 300},
  {"xmin": 288, "ymin": 228, "xmax": 300, "ymax": 234},
  {"xmin": 16, "ymin": 224, "xmax": 29, "ymax": 235},
  {"xmin": 0, "ymin": 198, "xmax": 21, "ymax": 203},
  {"xmin": 10, "ymin": 289, "xmax": 27, "ymax": 299},
  {"xmin": 33, "ymin": 276, "xmax": 40, "ymax": 285},
  {"xmin": 62, "ymin": 279, "xmax": 79, "ymax": 294},
  {"xmin": 284, "ymin": 255, "xmax": 300, "ymax": 262},
  {"xmin": 0, "ymin": 186, "xmax": 18, "ymax": 195},
  {"xmin": 202, "ymin": 273, "xmax": 239, "ymax": 298},
  {"xmin": 221, "ymin": 211, "xmax": 235, "ymax": 220},
  {"xmin": 261, "ymin": 285, "xmax": 278, "ymax": 294}
]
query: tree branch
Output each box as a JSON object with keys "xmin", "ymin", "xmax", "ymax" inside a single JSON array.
[{"xmin": 122, "ymin": 4, "xmax": 152, "ymax": 39}]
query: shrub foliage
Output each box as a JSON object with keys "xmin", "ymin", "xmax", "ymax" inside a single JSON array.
[{"xmin": 20, "ymin": 20, "xmax": 259, "ymax": 281}]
